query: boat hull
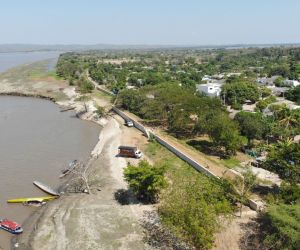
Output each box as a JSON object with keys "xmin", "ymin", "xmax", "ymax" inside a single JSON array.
[
  {"xmin": 33, "ymin": 181, "xmax": 60, "ymax": 196},
  {"xmin": 7, "ymin": 196, "xmax": 56, "ymax": 203},
  {"xmin": 0, "ymin": 226, "xmax": 23, "ymax": 234}
]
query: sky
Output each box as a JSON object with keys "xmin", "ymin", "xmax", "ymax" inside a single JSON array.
[{"xmin": 0, "ymin": 0, "xmax": 299, "ymax": 45}]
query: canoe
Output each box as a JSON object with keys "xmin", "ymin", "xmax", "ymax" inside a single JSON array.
[
  {"xmin": 33, "ymin": 181, "xmax": 60, "ymax": 196},
  {"xmin": 59, "ymin": 160, "xmax": 78, "ymax": 178},
  {"xmin": 7, "ymin": 196, "xmax": 56, "ymax": 203}
]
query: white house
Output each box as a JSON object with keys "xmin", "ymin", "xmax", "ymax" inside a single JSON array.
[
  {"xmin": 284, "ymin": 79, "xmax": 300, "ymax": 87},
  {"xmin": 196, "ymin": 83, "xmax": 222, "ymax": 97}
]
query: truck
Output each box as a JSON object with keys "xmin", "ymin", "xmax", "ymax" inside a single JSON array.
[{"xmin": 118, "ymin": 146, "xmax": 143, "ymax": 158}]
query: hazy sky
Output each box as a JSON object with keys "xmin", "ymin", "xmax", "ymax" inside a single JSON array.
[{"xmin": 1, "ymin": 0, "xmax": 299, "ymax": 45}]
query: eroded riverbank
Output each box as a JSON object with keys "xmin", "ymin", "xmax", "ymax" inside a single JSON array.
[
  {"xmin": 16, "ymin": 118, "xmax": 152, "ymax": 250},
  {"xmin": 0, "ymin": 96, "xmax": 100, "ymax": 250}
]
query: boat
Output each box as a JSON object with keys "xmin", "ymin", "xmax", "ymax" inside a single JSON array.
[
  {"xmin": 7, "ymin": 196, "xmax": 56, "ymax": 204},
  {"xmin": 33, "ymin": 181, "xmax": 60, "ymax": 196},
  {"xmin": 59, "ymin": 160, "xmax": 78, "ymax": 178},
  {"xmin": 23, "ymin": 200, "xmax": 46, "ymax": 207},
  {"xmin": 0, "ymin": 219, "xmax": 23, "ymax": 234}
]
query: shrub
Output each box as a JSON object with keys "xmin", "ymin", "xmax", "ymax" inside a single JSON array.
[
  {"xmin": 124, "ymin": 160, "xmax": 167, "ymax": 203},
  {"xmin": 94, "ymin": 105, "xmax": 106, "ymax": 118},
  {"xmin": 279, "ymin": 183, "xmax": 300, "ymax": 204},
  {"xmin": 159, "ymin": 172, "xmax": 233, "ymax": 249},
  {"xmin": 263, "ymin": 201, "xmax": 300, "ymax": 250},
  {"xmin": 78, "ymin": 78, "xmax": 94, "ymax": 93}
]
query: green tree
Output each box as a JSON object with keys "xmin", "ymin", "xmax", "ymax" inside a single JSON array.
[
  {"xmin": 263, "ymin": 142, "xmax": 300, "ymax": 184},
  {"xmin": 208, "ymin": 113, "xmax": 243, "ymax": 156},
  {"xmin": 274, "ymin": 76, "xmax": 285, "ymax": 87},
  {"xmin": 234, "ymin": 111, "xmax": 270, "ymax": 145},
  {"xmin": 221, "ymin": 81, "xmax": 260, "ymax": 106},
  {"xmin": 124, "ymin": 161, "xmax": 167, "ymax": 203},
  {"xmin": 286, "ymin": 85, "xmax": 300, "ymax": 105}
]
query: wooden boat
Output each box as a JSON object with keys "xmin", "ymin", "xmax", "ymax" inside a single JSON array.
[
  {"xmin": 33, "ymin": 181, "xmax": 60, "ymax": 196},
  {"xmin": 0, "ymin": 219, "xmax": 23, "ymax": 234},
  {"xmin": 59, "ymin": 160, "xmax": 78, "ymax": 178},
  {"xmin": 7, "ymin": 196, "xmax": 56, "ymax": 203}
]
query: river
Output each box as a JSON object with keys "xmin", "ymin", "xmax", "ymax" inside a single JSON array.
[
  {"xmin": 0, "ymin": 51, "xmax": 61, "ymax": 73},
  {"xmin": 0, "ymin": 52, "xmax": 100, "ymax": 249}
]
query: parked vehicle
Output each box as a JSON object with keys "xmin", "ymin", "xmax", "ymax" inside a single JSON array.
[
  {"xmin": 0, "ymin": 219, "xmax": 23, "ymax": 234},
  {"xmin": 125, "ymin": 120, "xmax": 134, "ymax": 127},
  {"xmin": 118, "ymin": 146, "xmax": 142, "ymax": 158}
]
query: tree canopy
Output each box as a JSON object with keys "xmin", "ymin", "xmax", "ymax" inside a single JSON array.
[
  {"xmin": 124, "ymin": 160, "xmax": 167, "ymax": 203},
  {"xmin": 221, "ymin": 81, "xmax": 260, "ymax": 106},
  {"xmin": 263, "ymin": 142, "xmax": 300, "ymax": 184},
  {"xmin": 234, "ymin": 111, "xmax": 270, "ymax": 144}
]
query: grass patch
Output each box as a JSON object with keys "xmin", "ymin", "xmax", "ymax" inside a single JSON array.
[
  {"xmin": 92, "ymin": 89, "xmax": 113, "ymax": 102},
  {"xmin": 74, "ymin": 95, "xmax": 91, "ymax": 102},
  {"xmin": 47, "ymin": 70, "xmax": 63, "ymax": 80},
  {"xmin": 220, "ymin": 157, "xmax": 241, "ymax": 169}
]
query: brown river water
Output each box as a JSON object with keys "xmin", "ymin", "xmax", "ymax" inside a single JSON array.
[{"xmin": 0, "ymin": 96, "xmax": 100, "ymax": 249}]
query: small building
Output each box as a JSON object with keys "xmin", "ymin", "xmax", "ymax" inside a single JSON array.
[
  {"xmin": 196, "ymin": 83, "xmax": 222, "ymax": 97},
  {"xmin": 283, "ymin": 79, "xmax": 300, "ymax": 87},
  {"xmin": 256, "ymin": 76, "xmax": 277, "ymax": 86}
]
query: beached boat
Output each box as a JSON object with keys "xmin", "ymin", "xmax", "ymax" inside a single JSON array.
[
  {"xmin": 23, "ymin": 200, "xmax": 46, "ymax": 207},
  {"xmin": 0, "ymin": 219, "xmax": 23, "ymax": 234},
  {"xmin": 33, "ymin": 181, "xmax": 60, "ymax": 196},
  {"xmin": 59, "ymin": 160, "xmax": 78, "ymax": 178},
  {"xmin": 7, "ymin": 196, "xmax": 56, "ymax": 204}
]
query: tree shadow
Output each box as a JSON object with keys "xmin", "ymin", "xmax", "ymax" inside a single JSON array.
[
  {"xmin": 187, "ymin": 139, "xmax": 226, "ymax": 158},
  {"xmin": 114, "ymin": 188, "xmax": 140, "ymax": 205},
  {"xmin": 251, "ymin": 184, "xmax": 279, "ymax": 196}
]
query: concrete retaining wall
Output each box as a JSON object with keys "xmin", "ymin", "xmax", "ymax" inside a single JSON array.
[
  {"xmin": 112, "ymin": 107, "xmax": 150, "ymax": 138},
  {"xmin": 150, "ymin": 132, "xmax": 218, "ymax": 178}
]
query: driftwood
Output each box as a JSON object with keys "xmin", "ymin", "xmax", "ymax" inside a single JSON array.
[{"xmin": 65, "ymin": 161, "xmax": 92, "ymax": 194}]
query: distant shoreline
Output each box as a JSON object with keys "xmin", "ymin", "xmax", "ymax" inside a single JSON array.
[{"xmin": 0, "ymin": 42, "xmax": 300, "ymax": 53}]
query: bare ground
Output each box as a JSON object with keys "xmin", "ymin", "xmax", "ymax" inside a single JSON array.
[{"xmin": 213, "ymin": 207, "xmax": 258, "ymax": 250}]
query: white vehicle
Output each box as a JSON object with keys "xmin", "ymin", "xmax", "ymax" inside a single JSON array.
[{"xmin": 125, "ymin": 120, "xmax": 134, "ymax": 127}]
